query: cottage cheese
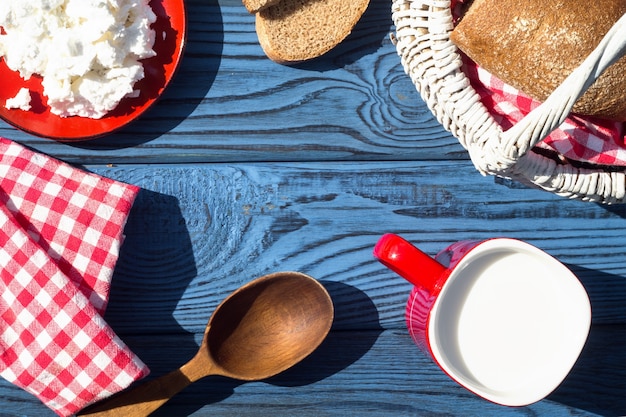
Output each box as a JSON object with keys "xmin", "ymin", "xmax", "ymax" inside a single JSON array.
[
  {"xmin": 5, "ymin": 88, "xmax": 32, "ymax": 111},
  {"xmin": 0, "ymin": 0, "xmax": 156, "ymax": 118}
]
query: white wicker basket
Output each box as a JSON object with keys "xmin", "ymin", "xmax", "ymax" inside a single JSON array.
[{"xmin": 392, "ymin": 0, "xmax": 626, "ymax": 203}]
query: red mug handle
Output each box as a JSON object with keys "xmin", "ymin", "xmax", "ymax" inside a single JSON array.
[{"xmin": 373, "ymin": 234, "xmax": 446, "ymax": 293}]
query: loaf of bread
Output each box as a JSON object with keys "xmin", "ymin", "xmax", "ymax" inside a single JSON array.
[
  {"xmin": 254, "ymin": 0, "xmax": 370, "ymax": 64},
  {"xmin": 450, "ymin": 0, "xmax": 626, "ymax": 121}
]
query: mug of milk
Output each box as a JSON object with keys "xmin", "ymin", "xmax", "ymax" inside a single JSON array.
[{"xmin": 373, "ymin": 233, "xmax": 591, "ymax": 406}]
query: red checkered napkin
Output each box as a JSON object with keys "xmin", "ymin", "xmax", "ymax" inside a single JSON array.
[
  {"xmin": 0, "ymin": 138, "xmax": 149, "ymax": 416},
  {"xmin": 452, "ymin": 0, "xmax": 626, "ymax": 166}
]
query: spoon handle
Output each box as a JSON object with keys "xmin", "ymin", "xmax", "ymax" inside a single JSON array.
[
  {"xmin": 77, "ymin": 367, "xmax": 193, "ymax": 417},
  {"xmin": 79, "ymin": 328, "xmax": 216, "ymax": 417}
]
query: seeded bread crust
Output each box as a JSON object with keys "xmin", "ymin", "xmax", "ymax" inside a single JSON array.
[
  {"xmin": 450, "ymin": 0, "xmax": 626, "ymax": 121},
  {"xmin": 255, "ymin": 0, "xmax": 370, "ymax": 64}
]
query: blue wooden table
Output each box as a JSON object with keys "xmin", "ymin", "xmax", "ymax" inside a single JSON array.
[{"xmin": 1, "ymin": 0, "xmax": 625, "ymax": 416}]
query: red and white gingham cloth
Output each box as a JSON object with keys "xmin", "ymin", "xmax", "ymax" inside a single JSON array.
[
  {"xmin": 452, "ymin": 0, "xmax": 626, "ymax": 166},
  {"xmin": 0, "ymin": 138, "xmax": 149, "ymax": 416}
]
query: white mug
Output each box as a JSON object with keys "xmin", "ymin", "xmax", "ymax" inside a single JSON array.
[{"xmin": 373, "ymin": 233, "xmax": 591, "ymax": 406}]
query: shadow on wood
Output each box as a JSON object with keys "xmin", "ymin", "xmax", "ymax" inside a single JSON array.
[
  {"xmin": 104, "ymin": 188, "xmax": 199, "ymax": 373},
  {"xmin": 550, "ymin": 265, "xmax": 626, "ymax": 417}
]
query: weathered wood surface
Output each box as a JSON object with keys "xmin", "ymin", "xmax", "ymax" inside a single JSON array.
[
  {"xmin": 98, "ymin": 162, "xmax": 626, "ymax": 332},
  {"xmin": 0, "ymin": 162, "xmax": 622, "ymax": 416},
  {"xmin": 1, "ymin": 327, "xmax": 624, "ymax": 417},
  {"xmin": 0, "ymin": 0, "xmax": 624, "ymax": 416}
]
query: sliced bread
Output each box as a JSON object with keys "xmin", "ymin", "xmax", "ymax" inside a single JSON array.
[
  {"xmin": 450, "ymin": 0, "xmax": 626, "ymax": 121},
  {"xmin": 243, "ymin": 0, "xmax": 281, "ymax": 14},
  {"xmin": 255, "ymin": 0, "xmax": 370, "ymax": 64}
]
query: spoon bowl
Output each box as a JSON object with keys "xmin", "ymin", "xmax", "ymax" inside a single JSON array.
[
  {"xmin": 79, "ymin": 271, "xmax": 333, "ymax": 417},
  {"xmin": 208, "ymin": 272, "xmax": 334, "ymax": 380}
]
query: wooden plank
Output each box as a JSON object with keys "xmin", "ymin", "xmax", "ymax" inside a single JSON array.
[
  {"xmin": 0, "ymin": 328, "xmax": 622, "ymax": 416},
  {"xmin": 0, "ymin": 0, "xmax": 622, "ymax": 414},
  {"xmin": 77, "ymin": 160, "xmax": 626, "ymax": 336},
  {"xmin": 0, "ymin": 0, "xmax": 462, "ymax": 165}
]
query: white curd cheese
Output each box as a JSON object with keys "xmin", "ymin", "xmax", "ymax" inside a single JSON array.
[
  {"xmin": 5, "ymin": 87, "xmax": 32, "ymax": 111},
  {"xmin": 0, "ymin": 0, "xmax": 156, "ymax": 118}
]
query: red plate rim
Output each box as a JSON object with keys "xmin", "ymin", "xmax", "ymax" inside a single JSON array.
[{"xmin": 0, "ymin": 0, "xmax": 187, "ymax": 142}]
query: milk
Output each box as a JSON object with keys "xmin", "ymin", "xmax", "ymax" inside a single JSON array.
[{"xmin": 428, "ymin": 243, "xmax": 590, "ymax": 405}]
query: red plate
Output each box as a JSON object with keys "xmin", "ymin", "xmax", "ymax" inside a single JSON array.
[{"xmin": 0, "ymin": 0, "xmax": 186, "ymax": 141}]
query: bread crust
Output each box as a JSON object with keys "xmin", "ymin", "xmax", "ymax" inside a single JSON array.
[
  {"xmin": 451, "ymin": 0, "xmax": 626, "ymax": 121},
  {"xmin": 243, "ymin": 0, "xmax": 281, "ymax": 14},
  {"xmin": 255, "ymin": 0, "xmax": 370, "ymax": 64}
]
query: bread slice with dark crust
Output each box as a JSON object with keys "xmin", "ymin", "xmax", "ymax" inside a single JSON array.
[
  {"xmin": 255, "ymin": 0, "xmax": 370, "ymax": 64},
  {"xmin": 451, "ymin": 0, "xmax": 626, "ymax": 121}
]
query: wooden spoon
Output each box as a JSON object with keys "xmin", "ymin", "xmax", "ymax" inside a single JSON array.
[{"xmin": 78, "ymin": 271, "xmax": 334, "ymax": 417}]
